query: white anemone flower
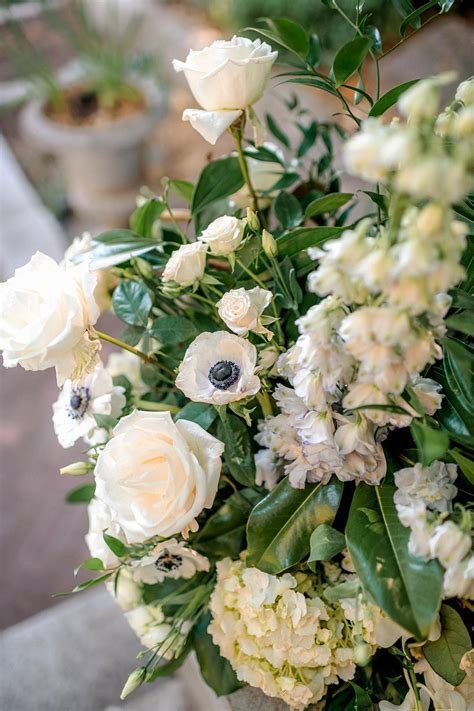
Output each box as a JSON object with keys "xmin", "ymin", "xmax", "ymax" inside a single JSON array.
[
  {"xmin": 176, "ymin": 331, "xmax": 261, "ymax": 405},
  {"xmin": 52, "ymin": 363, "xmax": 126, "ymax": 448},
  {"xmin": 130, "ymin": 538, "xmax": 210, "ymax": 584}
]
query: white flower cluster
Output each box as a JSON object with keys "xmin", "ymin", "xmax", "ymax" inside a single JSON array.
[
  {"xmin": 393, "ymin": 461, "xmax": 473, "ymax": 599},
  {"xmin": 209, "ymin": 559, "xmax": 360, "ymax": 710}
]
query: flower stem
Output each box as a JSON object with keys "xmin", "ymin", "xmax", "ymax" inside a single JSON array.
[
  {"xmin": 135, "ymin": 400, "xmax": 180, "ymax": 414},
  {"xmin": 95, "ymin": 330, "xmax": 176, "ymax": 381},
  {"xmin": 257, "ymin": 390, "xmax": 274, "ymax": 417},
  {"xmin": 230, "ymin": 122, "xmax": 259, "ymax": 213}
]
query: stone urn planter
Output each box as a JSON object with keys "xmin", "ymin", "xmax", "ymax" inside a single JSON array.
[{"xmin": 20, "ymin": 78, "xmax": 167, "ymax": 225}]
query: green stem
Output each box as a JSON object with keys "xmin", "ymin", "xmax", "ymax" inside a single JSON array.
[
  {"xmin": 135, "ymin": 400, "xmax": 180, "ymax": 414},
  {"xmin": 230, "ymin": 123, "xmax": 259, "ymax": 212},
  {"xmin": 235, "ymin": 258, "xmax": 269, "ymax": 289},
  {"xmin": 257, "ymin": 390, "xmax": 274, "ymax": 417},
  {"xmin": 95, "ymin": 330, "xmax": 176, "ymax": 381}
]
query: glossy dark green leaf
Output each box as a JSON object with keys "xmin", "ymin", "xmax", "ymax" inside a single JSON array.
[
  {"xmin": 169, "ymin": 179, "xmax": 194, "ymax": 204},
  {"xmin": 441, "ymin": 337, "xmax": 473, "ymax": 413},
  {"xmin": 410, "ymin": 421, "xmax": 449, "ymax": 465},
  {"xmin": 369, "ymin": 79, "xmax": 419, "ymax": 117},
  {"xmin": 247, "ymin": 477, "xmax": 343, "ymax": 573},
  {"xmin": 119, "ymin": 324, "xmax": 145, "ymax": 347},
  {"xmin": 65, "ymin": 483, "xmax": 95, "ymax": 504},
  {"xmin": 346, "ymin": 482, "xmax": 443, "ymax": 639},
  {"xmin": 424, "ymin": 605, "xmax": 471, "ymax": 686},
  {"xmin": 112, "ymin": 280, "xmax": 152, "ymax": 327},
  {"xmin": 93, "ymin": 413, "xmax": 118, "ymax": 430},
  {"xmin": 305, "ymin": 193, "xmax": 353, "ymax": 219},
  {"xmin": 266, "ymin": 113, "xmax": 290, "ymax": 148},
  {"xmin": 350, "ymin": 682, "xmax": 373, "ymax": 711},
  {"xmin": 400, "ymin": 0, "xmax": 439, "ymax": 36},
  {"xmin": 274, "ymin": 191, "xmax": 303, "ymax": 229},
  {"xmin": 307, "ymin": 34, "xmax": 322, "ymax": 67},
  {"xmin": 333, "ymin": 37, "xmax": 372, "ymax": 87},
  {"xmin": 449, "ymin": 449, "xmax": 474, "ymax": 485},
  {"xmin": 277, "ymin": 226, "xmax": 343, "ymax": 257},
  {"xmin": 192, "ymin": 613, "xmax": 244, "ymax": 696},
  {"xmin": 297, "ymin": 120, "xmax": 318, "ymax": 158},
  {"xmin": 130, "ymin": 198, "xmax": 165, "ymax": 238},
  {"xmin": 191, "ymin": 156, "xmax": 243, "ymax": 215},
  {"xmin": 90, "ymin": 230, "xmax": 158, "ymax": 270},
  {"xmin": 175, "ymin": 402, "xmax": 217, "ymax": 431},
  {"xmin": 309, "ymin": 524, "xmax": 346, "ymax": 562},
  {"xmin": 217, "ymin": 410, "xmax": 256, "ymax": 487},
  {"xmin": 269, "ymin": 18, "xmax": 309, "ymax": 59},
  {"xmin": 445, "ymin": 312, "xmax": 474, "ymax": 337},
  {"xmin": 150, "ymin": 315, "xmax": 197, "ymax": 345}
]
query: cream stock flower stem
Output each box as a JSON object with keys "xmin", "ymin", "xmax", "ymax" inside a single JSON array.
[
  {"xmin": 229, "ymin": 122, "xmax": 259, "ymax": 213},
  {"xmin": 95, "ymin": 330, "xmax": 176, "ymax": 382}
]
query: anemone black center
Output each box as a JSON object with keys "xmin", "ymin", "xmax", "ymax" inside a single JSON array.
[
  {"xmin": 68, "ymin": 386, "xmax": 90, "ymax": 419},
  {"xmin": 155, "ymin": 552, "xmax": 183, "ymax": 572},
  {"xmin": 208, "ymin": 360, "xmax": 240, "ymax": 390}
]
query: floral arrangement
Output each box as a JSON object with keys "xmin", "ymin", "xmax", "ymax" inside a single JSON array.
[{"xmin": 1, "ymin": 4, "xmax": 473, "ymax": 710}]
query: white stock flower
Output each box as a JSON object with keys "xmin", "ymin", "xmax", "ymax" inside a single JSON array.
[
  {"xmin": 342, "ymin": 381, "xmax": 416, "ymax": 428},
  {"xmin": 162, "ymin": 241, "xmax": 207, "ymax": 287},
  {"xmin": 410, "ymin": 376, "xmax": 443, "ymax": 415},
  {"xmin": 52, "ymin": 363, "xmax": 126, "ymax": 448},
  {"xmin": 395, "ymin": 154, "xmax": 470, "ymax": 204},
  {"xmin": 428, "ymin": 521, "xmax": 471, "ymax": 569},
  {"xmin": 443, "ymin": 556, "xmax": 474, "ymax": 599},
  {"xmin": 379, "ymin": 689, "xmax": 430, "ymax": 711},
  {"xmin": 125, "ymin": 604, "xmax": 178, "ymax": 656},
  {"xmin": 85, "ymin": 497, "xmax": 126, "ymax": 569},
  {"xmin": 344, "ymin": 119, "xmax": 414, "ymax": 183},
  {"xmin": 394, "ymin": 461, "xmax": 458, "ymax": 516},
  {"xmin": 176, "ymin": 331, "xmax": 260, "ymax": 405},
  {"xmin": 455, "ymin": 76, "xmax": 474, "ymax": 105},
  {"xmin": 398, "ymin": 73, "xmax": 456, "ymax": 121},
  {"xmin": 173, "ymin": 36, "xmax": 277, "ymax": 144},
  {"xmin": 217, "ymin": 287, "xmax": 272, "ymax": 336},
  {"xmin": 94, "ymin": 410, "xmax": 224, "ymax": 542},
  {"xmin": 255, "ymin": 449, "xmax": 280, "ymax": 490},
  {"xmin": 130, "ymin": 539, "xmax": 210, "ymax": 584},
  {"xmin": 416, "ymin": 657, "xmax": 474, "ymax": 711},
  {"xmin": 198, "ymin": 215, "xmax": 245, "ymax": 255},
  {"xmin": 0, "ymin": 252, "xmax": 100, "ymax": 385}
]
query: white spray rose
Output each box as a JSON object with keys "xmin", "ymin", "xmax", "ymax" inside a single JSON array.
[
  {"xmin": 0, "ymin": 252, "xmax": 100, "ymax": 385},
  {"xmin": 162, "ymin": 241, "xmax": 207, "ymax": 287},
  {"xmin": 428, "ymin": 521, "xmax": 471, "ymax": 568},
  {"xmin": 176, "ymin": 331, "xmax": 261, "ymax": 405},
  {"xmin": 85, "ymin": 498, "xmax": 126, "ymax": 569},
  {"xmin": 173, "ymin": 36, "xmax": 277, "ymax": 144},
  {"xmin": 199, "ymin": 215, "xmax": 245, "ymax": 256},
  {"xmin": 94, "ymin": 410, "xmax": 224, "ymax": 542},
  {"xmin": 217, "ymin": 287, "xmax": 272, "ymax": 336}
]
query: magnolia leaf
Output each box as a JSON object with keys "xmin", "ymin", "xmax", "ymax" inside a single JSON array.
[
  {"xmin": 309, "ymin": 524, "xmax": 346, "ymax": 562},
  {"xmin": 192, "ymin": 613, "xmax": 244, "ymax": 696},
  {"xmin": 424, "ymin": 605, "xmax": 471, "ymax": 686},
  {"xmin": 217, "ymin": 410, "xmax": 256, "ymax": 487},
  {"xmin": 130, "ymin": 198, "xmax": 165, "ymax": 238}
]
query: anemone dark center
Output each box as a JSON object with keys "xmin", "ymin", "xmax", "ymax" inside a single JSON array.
[
  {"xmin": 68, "ymin": 386, "xmax": 90, "ymax": 419},
  {"xmin": 155, "ymin": 552, "xmax": 183, "ymax": 572},
  {"xmin": 208, "ymin": 360, "xmax": 240, "ymax": 390}
]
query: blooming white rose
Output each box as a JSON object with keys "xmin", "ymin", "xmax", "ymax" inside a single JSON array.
[
  {"xmin": 173, "ymin": 36, "xmax": 277, "ymax": 144},
  {"xmin": 0, "ymin": 252, "xmax": 100, "ymax": 385},
  {"xmin": 162, "ymin": 241, "xmax": 207, "ymax": 287},
  {"xmin": 176, "ymin": 331, "xmax": 261, "ymax": 405},
  {"xmin": 94, "ymin": 410, "xmax": 224, "ymax": 542},
  {"xmin": 52, "ymin": 363, "xmax": 126, "ymax": 448},
  {"xmin": 198, "ymin": 215, "xmax": 245, "ymax": 256},
  {"xmin": 217, "ymin": 287, "xmax": 272, "ymax": 336},
  {"xmin": 428, "ymin": 521, "xmax": 471, "ymax": 568},
  {"xmin": 85, "ymin": 497, "xmax": 126, "ymax": 569},
  {"xmin": 130, "ymin": 538, "xmax": 210, "ymax": 584}
]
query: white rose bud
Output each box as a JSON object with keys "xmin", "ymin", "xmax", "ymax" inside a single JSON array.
[
  {"xmin": 428, "ymin": 521, "xmax": 471, "ymax": 568},
  {"xmin": 199, "ymin": 215, "xmax": 245, "ymax": 256},
  {"xmin": 162, "ymin": 241, "xmax": 207, "ymax": 287},
  {"xmin": 246, "ymin": 207, "xmax": 260, "ymax": 232},
  {"xmin": 0, "ymin": 252, "xmax": 100, "ymax": 385},
  {"xmin": 262, "ymin": 228, "xmax": 278, "ymax": 257},
  {"xmin": 173, "ymin": 36, "xmax": 277, "ymax": 144},
  {"xmin": 94, "ymin": 410, "xmax": 224, "ymax": 542},
  {"xmin": 217, "ymin": 287, "xmax": 272, "ymax": 337}
]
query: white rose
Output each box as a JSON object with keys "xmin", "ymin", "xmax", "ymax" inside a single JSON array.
[
  {"xmin": 199, "ymin": 215, "xmax": 245, "ymax": 256},
  {"xmin": 0, "ymin": 252, "xmax": 100, "ymax": 385},
  {"xmin": 85, "ymin": 497, "xmax": 126, "ymax": 569},
  {"xmin": 217, "ymin": 287, "xmax": 272, "ymax": 336},
  {"xmin": 428, "ymin": 521, "xmax": 471, "ymax": 568},
  {"xmin": 94, "ymin": 410, "xmax": 224, "ymax": 542},
  {"xmin": 173, "ymin": 36, "xmax": 277, "ymax": 144},
  {"xmin": 130, "ymin": 539, "xmax": 210, "ymax": 584},
  {"xmin": 162, "ymin": 241, "xmax": 207, "ymax": 287},
  {"xmin": 176, "ymin": 331, "xmax": 261, "ymax": 405}
]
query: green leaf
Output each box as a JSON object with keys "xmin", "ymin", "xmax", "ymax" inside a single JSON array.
[
  {"xmin": 175, "ymin": 402, "xmax": 217, "ymax": 431},
  {"xmin": 93, "ymin": 413, "xmax": 118, "ymax": 430},
  {"xmin": 192, "ymin": 613, "xmax": 244, "ymax": 696},
  {"xmin": 247, "ymin": 476, "xmax": 343, "ymax": 574},
  {"xmin": 449, "ymin": 448, "xmax": 474, "ymax": 485},
  {"xmin": 445, "ymin": 312, "xmax": 474, "ymax": 337},
  {"xmin": 364, "ymin": 25, "xmax": 382, "ymax": 53},
  {"xmin": 89, "ymin": 230, "xmax": 158, "ymax": 270},
  {"xmin": 309, "ymin": 524, "xmax": 346, "ymax": 562},
  {"xmin": 305, "ymin": 193, "xmax": 353, "ymax": 219},
  {"xmin": 65, "ymin": 483, "xmax": 95, "ymax": 504},
  {"xmin": 74, "ymin": 557, "xmax": 104, "ymax": 575},
  {"xmin": 362, "ymin": 190, "xmax": 389, "ymax": 213},
  {"xmin": 307, "ymin": 33, "xmax": 321, "ymax": 67},
  {"xmin": 333, "ymin": 37, "xmax": 372, "ymax": 88},
  {"xmin": 266, "ymin": 113, "xmax": 290, "ymax": 148},
  {"xmin": 191, "ymin": 156, "xmax": 243, "ymax": 215},
  {"xmin": 297, "ymin": 120, "xmax": 318, "ymax": 158},
  {"xmin": 103, "ymin": 532, "xmax": 127, "ymax": 557},
  {"xmin": 410, "ymin": 421, "xmax": 449, "ymax": 465},
  {"xmin": 350, "ymin": 682, "xmax": 373, "ymax": 711},
  {"xmin": 217, "ymin": 410, "xmax": 256, "ymax": 487},
  {"xmin": 274, "ymin": 191, "xmax": 303, "ymax": 229},
  {"xmin": 277, "ymin": 226, "xmax": 343, "ymax": 257},
  {"xmin": 130, "ymin": 198, "xmax": 165, "ymax": 238},
  {"xmin": 145, "ymin": 639, "xmax": 192, "ymax": 682},
  {"xmin": 424, "ymin": 605, "xmax": 471, "ymax": 686},
  {"xmin": 169, "ymin": 179, "xmax": 194, "ymax": 204},
  {"xmin": 150, "ymin": 315, "xmax": 197, "ymax": 345},
  {"xmin": 112, "ymin": 281, "xmax": 152, "ymax": 327},
  {"xmin": 119, "ymin": 324, "xmax": 145, "ymax": 347},
  {"xmin": 346, "ymin": 482, "xmax": 443, "ymax": 639},
  {"xmin": 400, "ymin": 0, "xmax": 439, "ymax": 36},
  {"xmin": 441, "ymin": 338, "xmax": 474, "ymax": 413},
  {"xmin": 369, "ymin": 79, "xmax": 420, "ymax": 116},
  {"xmin": 268, "ymin": 18, "xmax": 309, "ymax": 59}
]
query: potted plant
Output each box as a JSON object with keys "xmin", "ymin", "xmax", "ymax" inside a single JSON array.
[{"xmin": 6, "ymin": 0, "xmax": 167, "ymax": 224}]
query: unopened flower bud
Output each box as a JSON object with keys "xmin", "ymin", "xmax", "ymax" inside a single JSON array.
[
  {"xmin": 262, "ymin": 229, "xmax": 278, "ymax": 257},
  {"xmin": 353, "ymin": 641, "xmax": 372, "ymax": 667},
  {"xmin": 59, "ymin": 461, "xmax": 94, "ymax": 476},
  {"xmin": 134, "ymin": 257, "xmax": 154, "ymax": 279},
  {"xmin": 246, "ymin": 207, "xmax": 260, "ymax": 232},
  {"xmin": 120, "ymin": 667, "xmax": 146, "ymax": 700}
]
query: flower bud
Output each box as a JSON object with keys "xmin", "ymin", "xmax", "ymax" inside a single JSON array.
[
  {"xmin": 120, "ymin": 667, "xmax": 146, "ymax": 700},
  {"xmin": 59, "ymin": 461, "xmax": 94, "ymax": 476},
  {"xmin": 262, "ymin": 229, "xmax": 278, "ymax": 257},
  {"xmin": 246, "ymin": 207, "xmax": 260, "ymax": 232},
  {"xmin": 353, "ymin": 641, "xmax": 372, "ymax": 667}
]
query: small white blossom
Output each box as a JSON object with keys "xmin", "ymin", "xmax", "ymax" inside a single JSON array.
[
  {"xmin": 217, "ymin": 287, "xmax": 272, "ymax": 336},
  {"xmin": 130, "ymin": 539, "xmax": 210, "ymax": 584}
]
